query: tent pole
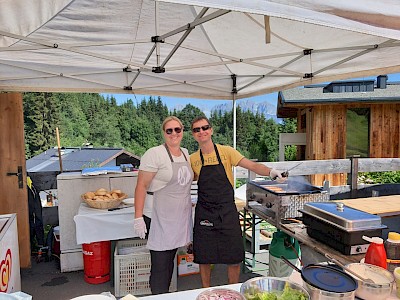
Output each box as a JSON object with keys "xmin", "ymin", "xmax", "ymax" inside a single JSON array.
[
  {"xmin": 233, "ymin": 94, "xmax": 237, "ymax": 150},
  {"xmin": 155, "ymin": 1, "xmax": 160, "ymax": 67},
  {"xmin": 232, "ymin": 79, "xmax": 237, "ymax": 194}
]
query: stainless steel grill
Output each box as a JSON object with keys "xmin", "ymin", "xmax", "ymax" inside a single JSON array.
[{"xmin": 246, "ymin": 179, "xmax": 329, "ymax": 228}]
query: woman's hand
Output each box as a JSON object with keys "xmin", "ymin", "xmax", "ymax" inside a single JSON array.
[{"xmin": 134, "ymin": 217, "xmax": 147, "ymax": 239}]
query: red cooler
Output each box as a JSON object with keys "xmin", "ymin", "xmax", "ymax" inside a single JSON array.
[{"xmin": 82, "ymin": 241, "xmax": 111, "ymax": 284}]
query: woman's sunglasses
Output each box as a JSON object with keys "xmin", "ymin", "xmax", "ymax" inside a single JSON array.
[
  {"xmin": 192, "ymin": 125, "xmax": 211, "ymax": 133},
  {"xmin": 165, "ymin": 127, "xmax": 182, "ymax": 134}
]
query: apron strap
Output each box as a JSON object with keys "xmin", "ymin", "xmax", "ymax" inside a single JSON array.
[
  {"xmin": 200, "ymin": 143, "xmax": 222, "ymax": 166},
  {"xmin": 163, "ymin": 143, "xmax": 187, "ymax": 162}
]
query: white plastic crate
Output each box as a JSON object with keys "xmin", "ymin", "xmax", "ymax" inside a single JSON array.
[{"xmin": 114, "ymin": 239, "xmax": 177, "ymax": 297}]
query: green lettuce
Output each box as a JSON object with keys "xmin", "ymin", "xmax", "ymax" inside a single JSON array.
[{"xmin": 244, "ymin": 284, "xmax": 307, "ymax": 300}]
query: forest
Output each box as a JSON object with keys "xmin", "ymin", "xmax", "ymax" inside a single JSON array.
[{"xmin": 23, "ymin": 92, "xmax": 297, "ymax": 161}]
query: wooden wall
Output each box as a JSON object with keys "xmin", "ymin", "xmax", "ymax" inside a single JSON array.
[
  {"xmin": 304, "ymin": 105, "xmax": 347, "ymax": 186},
  {"xmin": 294, "ymin": 102, "xmax": 400, "ymax": 186},
  {"xmin": 370, "ymin": 103, "xmax": 400, "ymax": 158}
]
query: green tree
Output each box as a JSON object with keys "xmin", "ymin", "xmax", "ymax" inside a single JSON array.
[
  {"xmin": 280, "ymin": 118, "xmax": 297, "ymax": 161},
  {"xmin": 24, "ymin": 92, "xmax": 61, "ymax": 157},
  {"xmin": 176, "ymin": 104, "xmax": 205, "ymax": 152},
  {"xmin": 57, "ymin": 93, "xmax": 90, "ymax": 146}
]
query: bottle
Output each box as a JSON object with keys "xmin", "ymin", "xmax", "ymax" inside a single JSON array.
[
  {"xmin": 46, "ymin": 191, "xmax": 53, "ymax": 207},
  {"xmin": 384, "ymin": 232, "xmax": 400, "ymax": 272},
  {"xmin": 363, "ymin": 236, "xmax": 387, "ymax": 269}
]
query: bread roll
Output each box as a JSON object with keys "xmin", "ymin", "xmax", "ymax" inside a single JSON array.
[
  {"xmin": 111, "ymin": 189, "xmax": 122, "ymax": 194},
  {"xmin": 95, "ymin": 188, "xmax": 107, "ymax": 196},
  {"xmin": 84, "ymin": 191, "xmax": 95, "ymax": 199}
]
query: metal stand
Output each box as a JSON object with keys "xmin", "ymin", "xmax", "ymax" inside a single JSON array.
[{"xmin": 241, "ymin": 208, "xmax": 270, "ymax": 273}]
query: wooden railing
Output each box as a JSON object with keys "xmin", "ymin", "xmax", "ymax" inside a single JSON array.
[{"xmin": 236, "ymin": 157, "xmax": 400, "ymax": 198}]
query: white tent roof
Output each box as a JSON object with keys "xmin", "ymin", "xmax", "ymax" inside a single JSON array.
[{"xmin": 1, "ymin": 0, "xmax": 400, "ymax": 100}]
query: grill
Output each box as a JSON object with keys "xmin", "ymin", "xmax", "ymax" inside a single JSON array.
[
  {"xmin": 299, "ymin": 202, "xmax": 387, "ymax": 255},
  {"xmin": 246, "ymin": 179, "xmax": 329, "ymax": 228}
]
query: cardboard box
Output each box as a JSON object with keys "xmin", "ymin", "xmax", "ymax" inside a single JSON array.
[{"xmin": 177, "ymin": 254, "xmax": 199, "ymax": 276}]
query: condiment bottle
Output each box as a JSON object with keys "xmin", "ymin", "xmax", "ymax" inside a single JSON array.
[
  {"xmin": 363, "ymin": 235, "xmax": 387, "ymax": 269},
  {"xmin": 46, "ymin": 191, "xmax": 53, "ymax": 207},
  {"xmin": 384, "ymin": 232, "xmax": 400, "ymax": 272}
]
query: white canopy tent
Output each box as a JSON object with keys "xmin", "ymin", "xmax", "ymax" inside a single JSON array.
[
  {"xmin": 1, "ymin": 0, "xmax": 400, "ymax": 100},
  {"xmin": 3, "ymin": 1, "xmax": 400, "ymax": 265}
]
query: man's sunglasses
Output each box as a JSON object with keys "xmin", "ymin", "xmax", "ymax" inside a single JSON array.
[
  {"xmin": 192, "ymin": 125, "xmax": 211, "ymax": 133},
  {"xmin": 165, "ymin": 127, "xmax": 182, "ymax": 134}
]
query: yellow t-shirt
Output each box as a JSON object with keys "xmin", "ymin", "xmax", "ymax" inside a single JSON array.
[{"xmin": 190, "ymin": 144, "xmax": 244, "ymax": 187}]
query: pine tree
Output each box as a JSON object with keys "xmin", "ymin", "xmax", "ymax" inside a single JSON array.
[{"xmin": 24, "ymin": 92, "xmax": 60, "ymax": 157}]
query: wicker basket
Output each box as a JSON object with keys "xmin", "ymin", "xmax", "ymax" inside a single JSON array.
[{"xmin": 82, "ymin": 193, "xmax": 128, "ymax": 209}]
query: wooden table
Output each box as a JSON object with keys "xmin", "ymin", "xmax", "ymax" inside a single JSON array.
[
  {"xmin": 246, "ymin": 195, "xmax": 400, "ymax": 266},
  {"xmin": 278, "ymin": 195, "xmax": 400, "ymax": 264},
  {"xmin": 334, "ymin": 195, "xmax": 400, "ymax": 217}
]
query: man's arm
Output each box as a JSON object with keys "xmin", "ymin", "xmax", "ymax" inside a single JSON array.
[{"xmin": 237, "ymin": 157, "xmax": 272, "ymax": 176}]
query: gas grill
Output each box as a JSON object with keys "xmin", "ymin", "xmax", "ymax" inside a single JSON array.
[
  {"xmin": 246, "ymin": 178, "xmax": 330, "ymax": 228},
  {"xmin": 300, "ymin": 202, "xmax": 387, "ymax": 255}
]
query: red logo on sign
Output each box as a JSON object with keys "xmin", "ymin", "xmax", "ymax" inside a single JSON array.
[{"xmin": 0, "ymin": 249, "xmax": 12, "ymax": 292}]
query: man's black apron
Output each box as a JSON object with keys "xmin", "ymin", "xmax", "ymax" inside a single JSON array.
[{"xmin": 193, "ymin": 144, "xmax": 244, "ymax": 264}]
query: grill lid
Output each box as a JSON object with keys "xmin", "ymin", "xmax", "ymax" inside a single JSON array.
[
  {"xmin": 302, "ymin": 264, "xmax": 358, "ymax": 293},
  {"xmin": 300, "ymin": 202, "xmax": 385, "ymax": 231}
]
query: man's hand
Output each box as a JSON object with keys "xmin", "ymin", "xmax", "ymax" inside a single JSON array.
[
  {"xmin": 134, "ymin": 217, "xmax": 147, "ymax": 239},
  {"xmin": 269, "ymin": 168, "xmax": 283, "ymax": 180}
]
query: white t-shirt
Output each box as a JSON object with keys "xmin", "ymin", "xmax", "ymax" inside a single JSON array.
[{"xmin": 139, "ymin": 144, "xmax": 190, "ymax": 217}]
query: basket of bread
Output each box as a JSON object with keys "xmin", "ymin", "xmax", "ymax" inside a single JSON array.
[{"xmin": 82, "ymin": 188, "xmax": 128, "ymax": 209}]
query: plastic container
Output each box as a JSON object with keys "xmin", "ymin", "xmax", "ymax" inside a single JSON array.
[
  {"xmin": 363, "ymin": 236, "xmax": 387, "ymax": 269},
  {"xmin": 345, "ymin": 263, "xmax": 394, "ymax": 299},
  {"xmin": 53, "ymin": 226, "xmax": 60, "ymax": 255},
  {"xmin": 114, "ymin": 239, "xmax": 177, "ymax": 297},
  {"xmin": 268, "ymin": 231, "xmax": 301, "ymax": 277},
  {"xmin": 384, "ymin": 232, "xmax": 400, "ymax": 272},
  {"xmin": 82, "ymin": 241, "xmax": 111, "ymax": 284}
]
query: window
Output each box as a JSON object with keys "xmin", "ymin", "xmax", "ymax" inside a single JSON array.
[{"xmin": 346, "ymin": 108, "xmax": 370, "ymax": 157}]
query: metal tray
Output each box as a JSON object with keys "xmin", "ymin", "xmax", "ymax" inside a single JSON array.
[{"xmin": 300, "ymin": 202, "xmax": 385, "ymax": 231}]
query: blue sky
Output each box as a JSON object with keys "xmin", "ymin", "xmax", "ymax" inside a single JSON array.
[
  {"xmin": 102, "ymin": 73, "xmax": 400, "ymax": 112},
  {"xmin": 101, "ymin": 93, "xmax": 277, "ymax": 115}
]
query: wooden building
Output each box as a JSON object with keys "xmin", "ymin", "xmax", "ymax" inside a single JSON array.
[{"xmin": 277, "ymin": 75, "xmax": 400, "ymax": 186}]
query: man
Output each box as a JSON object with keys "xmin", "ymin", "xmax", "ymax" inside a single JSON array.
[{"xmin": 190, "ymin": 116, "xmax": 284, "ymax": 287}]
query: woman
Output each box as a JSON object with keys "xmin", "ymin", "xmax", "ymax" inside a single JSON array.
[{"xmin": 134, "ymin": 116, "xmax": 193, "ymax": 294}]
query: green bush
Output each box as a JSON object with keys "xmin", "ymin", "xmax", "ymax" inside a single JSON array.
[{"xmin": 358, "ymin": 171, "xmax": 400, "ymax": 184}]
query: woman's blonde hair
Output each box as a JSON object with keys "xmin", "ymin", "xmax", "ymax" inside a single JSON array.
[{"xmin": 161, "ymin": 116, "xmax": 184, "ymax": 131}]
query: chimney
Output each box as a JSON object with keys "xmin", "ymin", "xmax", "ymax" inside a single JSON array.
[
  {"xmin": 82, "ymin": 142, "xmax": 93, "ymax": 148},
  {"xmin": 377, "ymin": 75, "xmax": 388, "ymax": 89}
]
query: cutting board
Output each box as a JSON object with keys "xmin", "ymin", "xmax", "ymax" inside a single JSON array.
[{"xmin": 335, "ymin": 195, "xmax": 400, "ymax": 216}]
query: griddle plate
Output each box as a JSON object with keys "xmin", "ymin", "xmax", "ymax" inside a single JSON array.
[{"xmin": 249, "ymin": 179, "xmax": 324, "ymax": 195}]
